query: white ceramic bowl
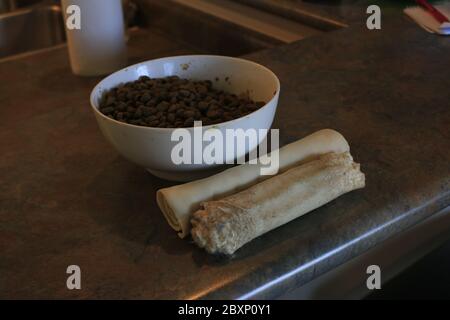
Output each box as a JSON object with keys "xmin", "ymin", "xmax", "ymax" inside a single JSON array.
[{"xmin": 90, "ymin": 55, "xmax": 280, "ymax": 181}]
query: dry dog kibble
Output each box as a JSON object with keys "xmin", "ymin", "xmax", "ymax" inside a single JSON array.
[{"xmin": 98, "ymin": 76, "xmax": 267, "ymax": 128}]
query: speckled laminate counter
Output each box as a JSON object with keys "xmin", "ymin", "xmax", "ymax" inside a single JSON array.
[{"xmin": 0, "ymin": 14, "xmax": 449, "ymax": 299}]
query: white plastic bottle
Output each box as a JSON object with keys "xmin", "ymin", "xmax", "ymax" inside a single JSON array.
[{"xmin": 61, "ymin": 0, "xmax": 127, "ymax": 76}]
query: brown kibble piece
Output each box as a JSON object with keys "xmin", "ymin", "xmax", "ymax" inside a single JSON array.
[{"xmin": 98, "ymin": 76, "xmax": 266, "ymax": 128}]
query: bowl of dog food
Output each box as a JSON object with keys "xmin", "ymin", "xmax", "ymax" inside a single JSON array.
[{"xmin": 90, "ymin": 55, "xmax": 280, "ymax": 181}]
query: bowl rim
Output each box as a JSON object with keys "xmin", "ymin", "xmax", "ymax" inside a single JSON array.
[{"xmin": 89, "ymin": 54, "xmax": 280, "ymax": 131}]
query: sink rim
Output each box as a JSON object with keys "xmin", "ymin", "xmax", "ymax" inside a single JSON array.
[
  {"xmin": 0, "ymin": 4, "xmax": 65, "ymax": 61},
  {"xmin": 0, "ymin": 4, "xmax": 62, "ymax": 19}
]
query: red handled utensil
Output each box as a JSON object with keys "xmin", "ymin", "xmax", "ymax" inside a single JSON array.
[{"xmin": 416, "ymin": 0, "xmax": 450, "ymax": 24}]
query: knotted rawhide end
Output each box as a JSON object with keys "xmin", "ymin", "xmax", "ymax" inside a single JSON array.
[{"xmin": 191, "ymin": 201, "xmax": 253, "ymax": 255}]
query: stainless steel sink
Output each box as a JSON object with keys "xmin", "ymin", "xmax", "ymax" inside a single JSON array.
[
  {"xmin": 0, "ymin": 0, "xmax": 48, "ymax": 14},
  {"xmin": 0, "ymin": 0, "xmax": 346, "ymax": 60},
  {"xmin": 0, "ymin": 5, "xmax": 65, "ymax": 58},
  {"xmin": 0, "ymin": 0, "xmax": 14, "ymax": 13}
]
